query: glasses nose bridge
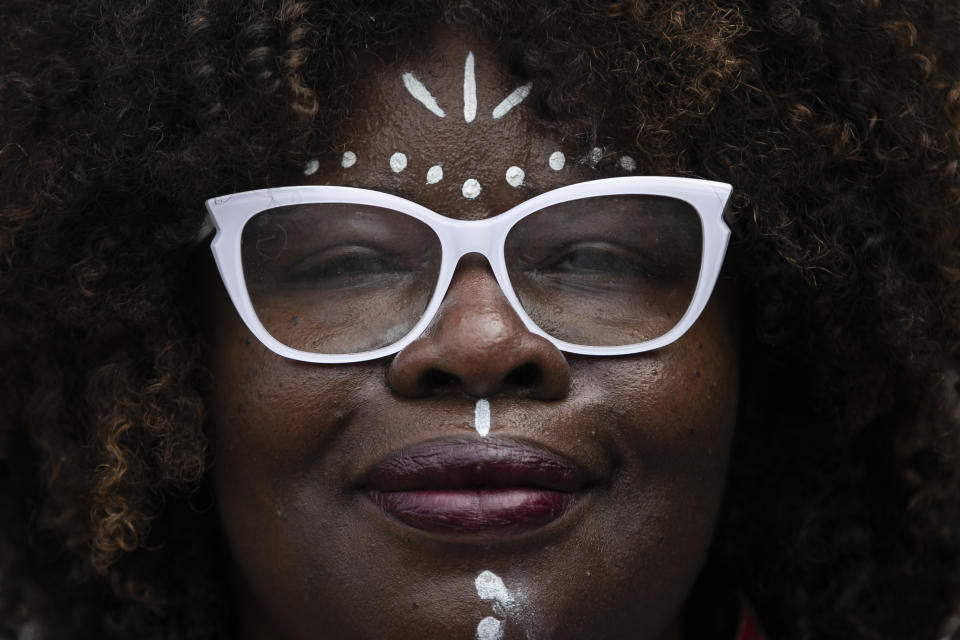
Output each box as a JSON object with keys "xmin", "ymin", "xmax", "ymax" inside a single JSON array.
[{"xmin": 440, "ymin": 217, "xmax": 505, "ymax": 263}]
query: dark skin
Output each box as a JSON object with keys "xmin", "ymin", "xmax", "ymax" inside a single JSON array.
[{"xmin": 201, "ymin": 27, "xmax": 740, "ymax": 640}]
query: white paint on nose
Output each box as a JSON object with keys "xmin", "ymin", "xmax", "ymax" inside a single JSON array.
[{"xmin": 474, "ymin": 399, "xmax": 491, "ymax": 436}]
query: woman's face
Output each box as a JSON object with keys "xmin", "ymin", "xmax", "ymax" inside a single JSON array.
[{"xmin": 202, "ymin": 27, "xmax": 740, "ymax": 640}]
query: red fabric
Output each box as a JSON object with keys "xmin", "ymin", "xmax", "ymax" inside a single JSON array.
[{"xmin": 735, "ymin": 602, "xmax": 769, "ymax": 640}]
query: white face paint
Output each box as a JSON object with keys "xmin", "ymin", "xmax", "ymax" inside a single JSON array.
[
  {"xmin": 492, "ymin": 82, "xmax": 533, "ymax": 120},
  {"xmin": 548, "ymin": 151, "xmax": 566, "ymax": 171},
  {"xmin": 426, "ymin": 164, "xmax": 444, "ymax": 184},
  {"xmin": 505, "ymin": 166, "xmax": 525, "ymax": 188},
  {"xmin": 403, "ymin": 52, "xmax": 532, "ymax": 124},
  {"xmin": 476, "ymin": 616, "xmax": 504, "ymax": 640},
  {"xmin": 462, "ymin": 178, "xmax": 482, "ymax": 199},
  {"xmin": 463, "ymin": 51, "xmax": 477, "ymax": 123},
  {"xmin": 390, "ymin": 152, "xmax": 408, "ymax": 173},
  {"xmin": 303, "ymin": 159, "xmax": 320, "ymax": 176},
  {"xmin": 475, "ymin": 570, "xmax": 531, "ymax": 640},
  {"xmin": 402, "ymin": 72, "xmax": 446, "ymax": 118},
  {"xmin": 474, "ymin": 399, "xmax": 491, "ymax": 437},
  {"xmin": 396, "ymin": 54, "xmax": 537, "ymax": 199},
  {"xmin": 475, "ymin": 571, "xmax": 512, "ymax": 606}
]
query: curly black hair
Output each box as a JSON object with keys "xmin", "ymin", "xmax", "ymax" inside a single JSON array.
[{"xmin": 1, "ymin": 1, "xmax": 959, "ymax": 639}]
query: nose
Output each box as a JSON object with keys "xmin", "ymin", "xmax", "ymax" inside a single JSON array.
[{"xmin": 387, "ymin": 255, "xmax": 571, "ymax": 399}]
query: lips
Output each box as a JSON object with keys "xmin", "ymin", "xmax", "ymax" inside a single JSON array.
[{"xmin": 362, "ymin": 438, "xmax": 591, "ymax": 535}]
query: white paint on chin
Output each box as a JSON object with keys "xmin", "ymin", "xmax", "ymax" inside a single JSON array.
[
  {"xmin": 475, "ymin": 570, "xmax": 520, "ymax": 640},
  {"xmin": 475, "ymin": 571, "xmax": 512, "ymax": 606},
  {"xmin": 390, "ymin": 152, "xmax": 408, "ymax": 173},
  {"xmin": 463, "ymin": 51, "xmax": 477, "ymax": 123},
  {"xmin": 476, "ymin": 616, "xmax": 504, "ymax": 640},
  {"xmin": 474, "ymin": 399, "xmax": 491, "ymax": 436},
  {"xmin": 462, "ymin": 178, "xmax": 482, "ymax": 199}
]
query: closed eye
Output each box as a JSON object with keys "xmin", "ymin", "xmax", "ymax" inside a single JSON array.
[
  {"xmin": 534, "ymin": 242, "xmax": 661, "ymax": 280},
  {"xmin": 285, "ymin": 245, "xmax": 416, "ymax": 286}
]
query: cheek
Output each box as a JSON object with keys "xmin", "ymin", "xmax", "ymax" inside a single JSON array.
[
  {"xmin": 566, "ymin": 295, "xmax": 740, "ymax": 609},
  {"xmin": 203, "ymin": 315, "xmax": 376, "ymax": 538},
  {"xmin": 593, "ymin": 292, "xmax": 740, "ymax": 502}
]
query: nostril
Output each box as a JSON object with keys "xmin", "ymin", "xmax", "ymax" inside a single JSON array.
[
  {"xmin": 420, "ymin": 369, "xmax": 459, "ymax": 392},
  {"xmin": 503, "ymin": 362, "xmax": 541, "ymax": 389}
]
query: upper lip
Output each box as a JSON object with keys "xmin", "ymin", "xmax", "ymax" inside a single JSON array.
[{"xmin": 362, "ymin": 437, "xmax": 593, "ymax": 493}]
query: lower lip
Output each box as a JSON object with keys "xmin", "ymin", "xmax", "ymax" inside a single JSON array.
[{"xmin": 369, "ymin": 488, "xmax": 578, "ymax": 534}]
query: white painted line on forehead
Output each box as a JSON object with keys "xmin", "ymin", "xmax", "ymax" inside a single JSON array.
[
  {"xmin": 548, "ymin": 151, "xmax": 566, "ymax": 171},
  {"xmin": 389, "ymin": 152, "xmax": 407, "ymax": 173},
  {"xmin": 341, "ymin": 151, "xmax": 357, "ymax": 168},
  {"xmin": 619, "ymin": 155, "xmax": 636, "ymax": 171},
  {"xmin": 402, "ymin": 72, "xmax": 446, "ymax": 118},
  {"xmin": 474, "ymin": 399, "xmax": 491, "ymax": 436},
  {"xmin": 463, "ymin": 52, "xmax": 477, "ymax": 123},
  {"xmin": 505, "ymin": 166, "xmax": 525, "ymax": 188},
  {"xmin": 303, "ymin": 159, "xmax": 319, "ymax": 176},
  {"xmin": 462, "ymin": 178, "xmax": 482, "ymax": 199},
  {"xmin": 491, "ymin": 82, "xmax": 532, "ymax": 119},
  {"xmin": 426, "ymin": 164, "xmax": 443, "ymax": 184}
]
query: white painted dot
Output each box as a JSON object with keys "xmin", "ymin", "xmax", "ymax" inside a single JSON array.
[
  {"xmin": 389, "ymin": 152, "xmax": 407, "ymax": 173},
  {"xmin": 474, "ymin": 399, "xmax": 491, "ymax": 437},
  {"xmin": 462, "ymin": 178, "xmax": 482, "ymax": 199},
  {"xmin": 505, "ymin": 166, "xmax": 525, "ymax": 188},
  {"xmin": 619, "ymin": 155, "xmax": 637, "ymax": 172},
  {"xmin": 476, "ymin": 616, "xmax": 504, "ymax": 640},
  {"xmin": 589, "ymin": 146, "xmax": 603, "ymax": 165},
  {"xmin": 426, "ymin": 165, "xmax": 443, "ymax": 184},
  {"xmin": 341, "ymin": 151, "xmax": 357, "ymax": 168},
  {"xmin": 475, "ymin": 571, "xmax": 511, "ymax": 604},
  {"xmin": 303, "ymin": 159, "xmax": 319, "ymax": 176},
  {"xmin": 548, "ymin": 151, "xmax": 566, "ymax": 171}
]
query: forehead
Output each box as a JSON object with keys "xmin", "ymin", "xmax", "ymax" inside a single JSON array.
[{"xmin": 304, "ymin": 27, "xmax": 637, "ymax": 219}]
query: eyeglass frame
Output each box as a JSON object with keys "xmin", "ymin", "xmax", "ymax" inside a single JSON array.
[{"xmin": 205, "ymin": 176, "xmax": 733, "ymax": 364}]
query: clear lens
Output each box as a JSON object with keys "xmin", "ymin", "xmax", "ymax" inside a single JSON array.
[
  {"xmin": 504, "ymin": 194, "xmax": 703, "ymax": 347},
  {"xmin": 240, "ymin": 203, "xmax": 441, "ymax": 354}
]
